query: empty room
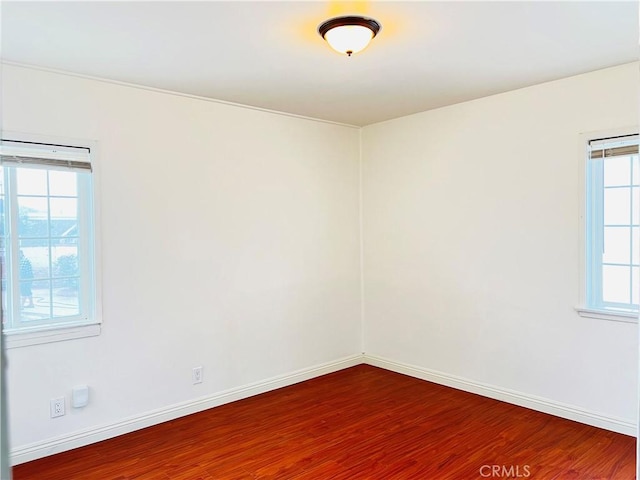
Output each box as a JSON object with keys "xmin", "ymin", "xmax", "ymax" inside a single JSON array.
[{"xmin": 0, "ymin": 1, "xmax": 638, "ymax": 479}]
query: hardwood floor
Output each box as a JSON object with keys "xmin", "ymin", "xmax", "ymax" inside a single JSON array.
[{"xmin": 13, "ymin": 365, "xmax": 635, "ymax": 479}]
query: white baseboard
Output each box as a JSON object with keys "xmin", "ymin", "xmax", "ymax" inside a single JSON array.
[
  {"xmin": 10, "ymin": 354, "xmax": 364, "ymax": 466},
  {"xmin": 12, "ymin": 352, "xmax": 635, "ymax": 465},
  {"xmin": 364, "ymin": 354, "xmax": 636, "ymax": 437}
]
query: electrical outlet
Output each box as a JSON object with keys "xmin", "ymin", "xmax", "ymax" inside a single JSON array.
[
  {"xmin": 50, "ymin": 397, "xmax": 65, "ymax": 418},
  {"xmin": 192, "ymin": 366, "xmax": 203, "ymax": 384}
]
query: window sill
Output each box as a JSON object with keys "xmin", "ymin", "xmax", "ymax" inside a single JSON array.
[
  {"xmin": 4, "ymin": 323, "xmax": 101, "ymax": 349},
  {"xmin": 575, "ymin": 307, "xmax": 638, "ymax": 324}
]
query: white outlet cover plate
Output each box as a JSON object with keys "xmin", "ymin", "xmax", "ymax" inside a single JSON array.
[
  {"xmin": 192, "ymin": 367, "xmax": 203, "ymax": 384},
  {"xmin": 50, "ymin": 397, "xmax": 65, "ymax": 418}
]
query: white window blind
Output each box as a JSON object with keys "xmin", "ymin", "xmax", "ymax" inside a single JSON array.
[{"xmin": 0, "ymin": 140, "xmax": 91, "ymax": 172}]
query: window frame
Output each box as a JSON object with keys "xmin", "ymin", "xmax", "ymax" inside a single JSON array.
[
  {"xmin": 1, "ymin": 131, "xmax": 102, "ymax": 348},
  {"xmin": 576, "ymin": 126, "xmax": 639, "ymax": 323}
]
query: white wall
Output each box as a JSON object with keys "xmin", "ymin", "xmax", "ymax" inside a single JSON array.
[
  {"xmin": 362, "ymin": 63, "xmax": 639, "ymax": 427},
  {"xmin": 3, "ymin": 60, "xmax": 638, "ymax": 463},
  {"xmin": 1, "ymin": 65, "xmax": 362, "ymax": 456}
]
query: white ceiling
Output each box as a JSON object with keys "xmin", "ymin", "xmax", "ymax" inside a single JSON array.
[{"xmin": 1, "ymin": 1, "xmax": 637, "ymax": 126}]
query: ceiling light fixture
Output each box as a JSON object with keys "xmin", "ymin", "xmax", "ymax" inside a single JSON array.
[{"xmin": 318, "ymin": 16, "xmax": 381, "ymax": 56}]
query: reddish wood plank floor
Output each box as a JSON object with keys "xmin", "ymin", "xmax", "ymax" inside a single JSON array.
[{"xmin": 13, "ymin": 365, "xmax": 636, "ymax": 479}]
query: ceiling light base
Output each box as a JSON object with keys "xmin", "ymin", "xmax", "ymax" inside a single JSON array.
[{"xmin": 318, "ymin": 16, "xmax": 381, "ymax": 56}]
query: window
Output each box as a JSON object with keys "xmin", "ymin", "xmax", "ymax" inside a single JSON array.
[
  {"xmin": 0, "ymin": 138, "xmax": 99, "ymax": 344},
  {"xmin": 582, "ymin": 133, "xmax": 639, "ymax": 320}
]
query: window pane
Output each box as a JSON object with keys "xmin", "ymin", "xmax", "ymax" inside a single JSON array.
[
  {"xmin": 20, "ymin": 240, "xmax": 50, "ymax": 279},
  {"xmin": 18, "ymin": 248, "xmax": 35, "ymax": 291},
  {"xmin": 604, "ymin": 187, "xmax": 631, "ymax": 225},
  {"xmin": 53, "ymin": 278, "xmax": 79, "ymax": 318},
  {"xmin": 18, "ymin": 196, "xmax": 49, "ymax": 238},
  {"xmin": 19, "ymin": 279, "xmax": 35, "ymax": 311},
  {"xmin": 0, "ymin": 195, "xmax": 5, "ymax": 238},
  {"xmin": 633, "ymin": 187, "xmax": 639, "ymax": 225},
  {"xmin": 633, "ymin": 156, "xmax": 639, "ymax": 185},
  {"xmin": 1, "ymin": 280, "xmax": 6, "ymax": 329},
  {"xmin": 52, "ymin": 246, "xmax": 78, "ymax": 279},
  {"xmin": 20, "ymin": 279, "xmax": 51, "ymax": 322},
  {"xmin": 602, "ymin": 265, "xmax": 631, "ymax": 304},
  {"xmin": 0, "ymin": 238, "xmax": 5, "ymax": 280},
  {"xmin": 604, "ymin": 156, "xmax": 631, "ymax": 186},
  {"xmin": 49, "ymin": 198, "xmax": 77, "ymax": 237},
  {"xmin": 56, "ymin": 228, "xmax": 77, "ymax": 245},
  {"xmin": 603, "ymin": 227, "xmax": 630, "ymax": 265},
  {"xmin": 634, "ymin": 267, "xmax": 639, "ymax": 306},
  {"xmin": 633, "ymin": 227, "xmax": 639, "ymax": 265},
  {"xmin": 16, "ymin": 168, "xmax": 47, "ymax": 196},
  {"xmin": 0, "ymin": 242, "xmax": 5, "ymax": 328},
  {"xmin": 0, "ymin": 171, "xmax": 5, "ymax": 238},
  {"xmin": 48, "ymin": 170, "xmax": 77, "ymax": 197}
]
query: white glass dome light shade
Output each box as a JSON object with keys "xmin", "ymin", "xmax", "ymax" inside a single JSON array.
[
  {"xmin": 318, "ymin": 16, "xmax": 381, "ymax": 56},
  {"xmin": 324, "ymin": 25, "xmax": 374, "ymax": 56}
]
